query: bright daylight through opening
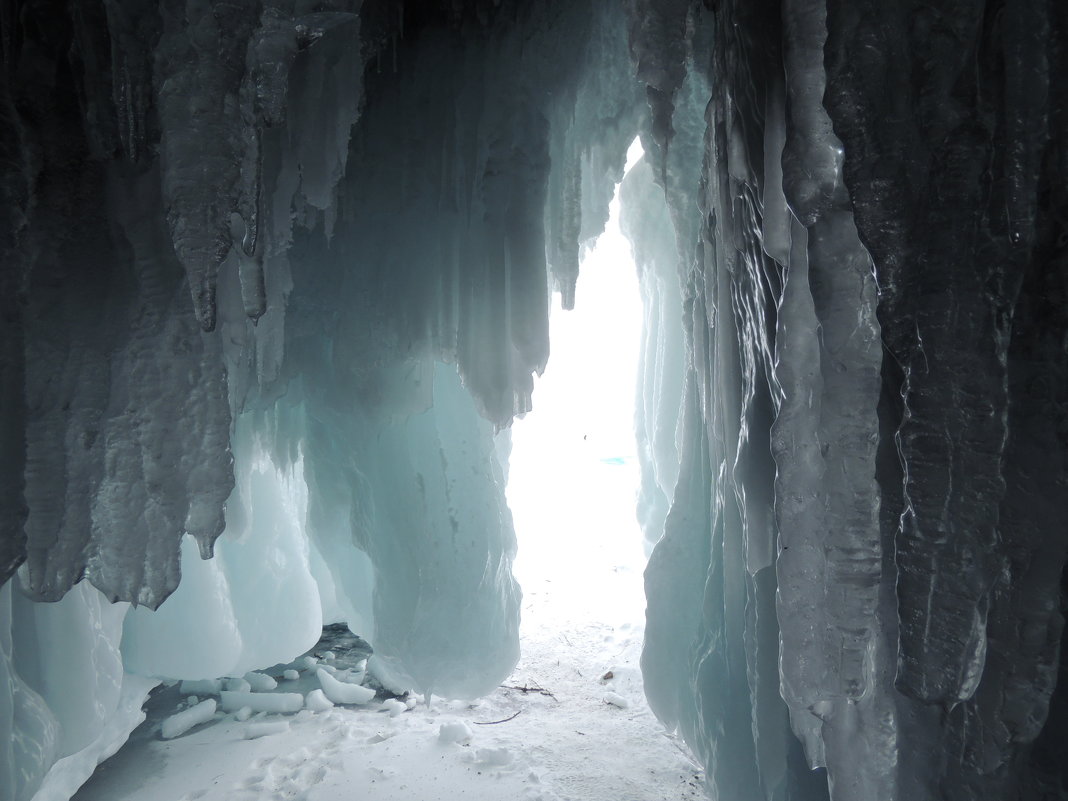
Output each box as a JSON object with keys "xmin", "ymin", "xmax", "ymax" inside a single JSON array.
[
  {"xmin": 482, "ymin": 136, "xmax": 705, "ymax": 800},
  {"xmin": 508, "ymin": 136, "xmax": 647, "ymax": 644}
]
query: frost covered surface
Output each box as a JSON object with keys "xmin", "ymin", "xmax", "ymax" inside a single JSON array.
[{"xmin": 3, "ymin": 1, "xmax": 1068, "ymax": 801}]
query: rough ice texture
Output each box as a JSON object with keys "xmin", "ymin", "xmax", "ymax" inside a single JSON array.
[
  {"xmin": 633, "ymin": 1, "xmax": 1068, "ymax": 800},
  {"xmin": 3, "ymin": 2, "xmax": 1068, "ymax": 801},
  {"xmin": 1, "ymin": 2, "xmax": 648, "ymax": 799}
]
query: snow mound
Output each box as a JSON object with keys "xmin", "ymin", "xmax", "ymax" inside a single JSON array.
[
  {"xmin": 438, "ymin": 720, "xmax": 474, "ymax": 745},
  {"xmin": 602, "ymin": 692, "xmax": 629, "ymax": 709}
]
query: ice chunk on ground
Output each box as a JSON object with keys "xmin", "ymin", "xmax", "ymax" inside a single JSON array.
[
  {"xmin": 161, "ymin": 699, "xmax": 217, "ymax": 739},
  {"xmin": 316, "ymin": 668, "xmax": 374, "ymax": 705},
  {"xmin": 283, "ymin": 670, "xmax": 300, "ymax": 681},
  {"xmin": 219, "ymin": 691, "xmax": 303, "ymax": 714},
  {"xmin": 244, "ymin": 721, "xmax": 289, "ymax": 739},
  {"xmin": 602, "ymin": 692, "xmax": 629, "ymax": 709},
  {"xmin": 380, "ymin": 699, "xmax": 406, "ymax": 717},
  {"xmin": 336, "ymin": 660, "xmax": 366, "ymax": 685},
  {"xmin": 233, "ymin": 706, "xmax": 253, "ymax": 722},
  {"xmin": 305, "ymin": 690, "xmax": 334, "ymax": 712},
  {"xmin": 244, "ymin": 672, "xmax": 277, "ymax": 692},
  {"xmin": 225, "ymin": 677, "xmax": 251, "ymax": 692},
  {"xmin": 332, "ymin": 667, "xmax": 365, "ymax": 685},
  {"xmin": 179, "ymin": 679, "xmax": 221, "ymax": 696}
]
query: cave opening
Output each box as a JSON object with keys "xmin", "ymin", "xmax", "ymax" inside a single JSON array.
[{"xmin": 508, "ymin": 135, "xmax": 647, "ymax": 645}]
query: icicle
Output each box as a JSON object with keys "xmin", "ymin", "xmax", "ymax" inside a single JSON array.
[{"xmin": 230, "ymin": 213, "xmax": 267, "ymax": 321}]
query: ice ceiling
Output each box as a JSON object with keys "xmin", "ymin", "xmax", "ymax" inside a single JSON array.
[{"xmin": 2, "ymin": 1, "xmax": 1067, "ymax": 800}]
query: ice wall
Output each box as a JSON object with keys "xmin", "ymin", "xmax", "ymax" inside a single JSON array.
[
  {"xmin": 630, "ymin": 1, "xmax": 1068, "ymax": 800},
  {"xmin": 0, "ymin": 581, "xmax": 155, "ymax": 801}
]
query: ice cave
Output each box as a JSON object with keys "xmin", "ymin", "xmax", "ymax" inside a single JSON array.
[{"xmin": 2, "ymin": 1, "xmax": 1067, "ymax": 799}]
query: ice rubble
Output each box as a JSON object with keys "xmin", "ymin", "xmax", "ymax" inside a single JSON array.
[
  {"xmin": 3, "ymin": 2, "xmax": 1068, "ymax": 801},
  {"xmin": 160, "ymin": 699, "xmax": 216, "ymax": 740}
]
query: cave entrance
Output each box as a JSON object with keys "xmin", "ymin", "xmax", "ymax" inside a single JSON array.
[{"xmin": 505, "ymin": 136, "xmax": 648, "ymax": 688}]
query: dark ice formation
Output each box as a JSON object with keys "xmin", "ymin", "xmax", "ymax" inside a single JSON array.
[{"xmin": 1, "ymin": 1, "xmax": 1066, "ymax": 800}]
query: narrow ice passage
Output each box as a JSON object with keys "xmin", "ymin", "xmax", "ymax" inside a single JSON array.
[
  {"xmin": 508, "ymin": 138, "xmax": 648, "ymax": 642},
  {"xmin": 68, "ymin": 155, "xmax": 709, "ymax": 801}
]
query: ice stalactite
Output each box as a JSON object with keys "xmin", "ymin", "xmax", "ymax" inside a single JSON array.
[
  {"xmin": 623, "ymin": 0, "xmax": 691, "ymax": 171},
  {"xmin": 775, "ymin": 2, "xmax": 891, "ymax": 798}
]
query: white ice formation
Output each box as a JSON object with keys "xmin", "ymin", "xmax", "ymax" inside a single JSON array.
[
  {"xmin": 160, "ymin": 699, "xmax": 217, "ymax": 740},
  {"xmin": 315, "ymin": 668, "xmax": 375, "ymax": 706},
  {"xmin": 2, "ymin": 2, "xmax": 1067, "ymax": 801}
]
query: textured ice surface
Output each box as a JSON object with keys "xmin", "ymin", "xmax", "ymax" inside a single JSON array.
[
  {"xmin": 632, "ymin": 1, "xmax": 1068, "ymax": 800},
  {"xmin": 122, "ymin": 424, "xmax": 321, "ymax": 681},
  {"xmin": 3, "ymin": 2, "xmax": 646, "ymax": 796},
  {"xmin": 0, "ymin": 582, "xmax": 155, "ymax": 801}
]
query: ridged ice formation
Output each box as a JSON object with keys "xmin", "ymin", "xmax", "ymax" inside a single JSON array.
[
  {"xmin": 634, "ymin": 1, "xmax": 1068, "ymax": 800},
  {"xmin": 1, "ymin": 2, "xmax": 1067, "ymax": 801}
]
